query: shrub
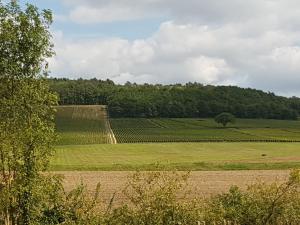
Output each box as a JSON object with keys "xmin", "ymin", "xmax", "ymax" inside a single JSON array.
[
  {"xmin": 105, "ymin": 171, "xmax": 202, "ymax": 225},
  {"xmin": 203, "ymin": 170, "xmax": 300, "ymax": 224}
]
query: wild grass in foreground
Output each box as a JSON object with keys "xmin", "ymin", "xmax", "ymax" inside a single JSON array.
[
  {"xmin": 8, "ymin": 170, "xmax": 299, "ymax": 225},
  {"xmin": 51, "ymin": 143, "xmax": 300, "ymax": 171}
]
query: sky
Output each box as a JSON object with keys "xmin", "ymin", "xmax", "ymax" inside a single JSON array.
[{"xmin": 16, "ymin": 0, "xmax": 300, "ymax": 96}]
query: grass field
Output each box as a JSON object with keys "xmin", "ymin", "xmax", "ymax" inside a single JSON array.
[
  {"xmin": 51, "ymin": 142, "xmax": 300, "ymax": 171},
  {"xmin": 55, "ymin": 105, "xmax": 116, "ymax": 145},
  {"xmin": 110, "ymin": 118, "xmax": 300, "ymax": 143}
]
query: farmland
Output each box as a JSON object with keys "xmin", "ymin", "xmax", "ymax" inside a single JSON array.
[
  {"xmin": 53, "ymin": 106, "xmax": 300, "ymax": 171},
  {"xmin": 51, "ymin": 142, "xmax": 300, "ymax": 171},
  {"xmin": 110, "ymin": 118, "xmax": 300, "ymax": 143},
  {"xmin": 55, "ymin": 105, "xmax": 116, "ymax": 145},
  {"xmin": 52, "ymin": 107, "xmax": 300, "ymax": 211},
  {"xmin": 55, "ymin": 105, "xmax": 300, "ymax": 144}
]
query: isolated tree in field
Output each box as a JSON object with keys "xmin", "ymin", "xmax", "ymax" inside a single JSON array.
[
  {"xmin": 214, "ymin": 112, "xmax": 236, "ymax": 127},
  {"xmin": 0, "ymin": 1, "xmax": 57, "ymax": 224}
]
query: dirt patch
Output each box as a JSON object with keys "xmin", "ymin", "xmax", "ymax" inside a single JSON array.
[{"xmin": 53, "ymin": 170, "xmax": 290, "ymax": 206}]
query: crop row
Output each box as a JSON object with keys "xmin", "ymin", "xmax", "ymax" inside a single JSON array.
[
  {"xmin": 57, "ymin": 131, "xmax": 112, "ymax": 145},
  {"xmin": 111, "ymin": 118, "xmax": 300, "ymax": 130},
  {"xmin": 55, "ymin": 106, "xmax": 112, "ymax": 145},
  {"xmin": 111, "ymin": 118, "xmax": 300, "ymax": 143},
  {"xmin": 110, "ymin": 118, "xmax": 161, "ymax": 129},
  {"xmin": 112, "ymin": 129, "xmax": 275, "ymax": 144}
]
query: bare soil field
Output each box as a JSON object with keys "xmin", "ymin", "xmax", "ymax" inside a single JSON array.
[{"xmin": 55, "ymin": 170, "xmax": 290, "ymax": 206}]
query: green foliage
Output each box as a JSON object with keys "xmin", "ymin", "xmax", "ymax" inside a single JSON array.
[
  {"xmin": 0, "ymin": 1, "xmax": 57, "ymax": 224},
  {"xmin": 2, "ymin": 168, "xmax": 300, "ymax": 224},
  {"xmin": 105, "ymin": 171, "xmax": 201, "ymax": 225},
  {"xmin": 215, "ymin": 112, "xmax": 236, "ymax": 127},
  {"xmin": 49, "ymin": 182, "xmax": 102, "ymax": 225},
  {"xmin": 204, "ymin": 170, "xmax": 300, "ymax": 224},
  {"xmin": 49, "ymin": 78, "xmax": 300, "ymax": 120},
  {"xmin": 49, "ymin": 170, "xmax": 300, "ymax": 225},
  {"xmin": 16, "ymin": 175, "xmax": 103, "ymax": 225},
  {"xmin": 41, "ymin": 170, "xmax": 299, "ymax": 225}
]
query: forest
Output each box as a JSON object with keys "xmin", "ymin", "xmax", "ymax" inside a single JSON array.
[{"xmin": 49, "ymin": 78, "xmax": 300, "ymax": 120}]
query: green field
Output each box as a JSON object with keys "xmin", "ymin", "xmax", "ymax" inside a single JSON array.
[
  {"xmin": 51, "ymin": 142, "xmax": 300, "ymax": 171},
  {"xmin": 54, "ymin": 106, "xmax": 300, "ymax": 171},
  {"xmin": 55, "ymin": 105, "xmax": 116, "ymax": 145},
  {"xmin": 110, "ymin": 118, "xmax": 300, "ymax": 143},
  {"xmin": 55, "ymin": 106, "xmax": 300, "ymax": 144}
]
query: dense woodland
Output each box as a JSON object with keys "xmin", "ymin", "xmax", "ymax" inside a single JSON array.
[{"xmin": 49, "ymin": 78, "xmax": 300, "ymax": 120}]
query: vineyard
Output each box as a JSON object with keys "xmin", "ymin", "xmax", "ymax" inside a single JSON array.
[
  {"xmin": 55, "ymin": 106, "xmax": 300, "ymax": 144},
  {"xmin": 110, "ymin": 118, "xmax": 300, "ymax": 143},
  {"xmin": 55, "ymin": 105, "xmax": 116, "ymax": 145},
  {"xmin": 53, "ymin": 107, "xmax": 300, "ymax": 170}
]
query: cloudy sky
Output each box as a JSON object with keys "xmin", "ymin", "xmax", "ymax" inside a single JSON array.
[{"xmin": 20, "ymin": 0, "xmax": 300, "ymax": 96}]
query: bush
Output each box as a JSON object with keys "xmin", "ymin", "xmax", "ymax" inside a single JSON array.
[
  {"xmin": 203, "ymin": 170, "xmax": 300, "ymax": 224},
  {"xmin": 105, "ymin": 171, "xmax": 201, "ymax": 225}
]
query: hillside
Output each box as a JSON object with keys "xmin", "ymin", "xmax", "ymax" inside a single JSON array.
[
  {"xmin": 110, "ymin": 118, "xmax": 300, "ymax": 143},
  {"xmin": 49, "ymin": 78, "xmax": 300, "ymax": 120},
  {"xmin": 55, "ymin": 106, "xmax": 300, "ymax": 144},
  {"xmin": 55, "ymin": 105, "xmax": 116, "ymax": 145}
]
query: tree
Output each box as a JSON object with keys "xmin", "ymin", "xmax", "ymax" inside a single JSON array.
[
  {"xmin": 0, "ymin": 1, "xmax": 57, "ymax": 224},
  {"xmin": 49, "ymin": 79, "xmax": 300, "ymax": 120},
  {"xmin": 214, "ymin": 112, "xmax": 236, "ymax": 127}
]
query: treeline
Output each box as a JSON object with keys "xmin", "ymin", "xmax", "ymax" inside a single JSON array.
[{"xmin": 49, "ymin": 78, "xmax": 300, "ymax": 120}]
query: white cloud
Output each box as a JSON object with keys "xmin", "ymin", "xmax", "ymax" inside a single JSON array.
[
  {"xmin": 246, "ymin": 46, "xmax": 300, "ymax": 94},
  {"xmin": 270, "ymin": 46, "xmax": 300, "ymax": 70},
  {"xmin": 184, "ymin": 56, "xmax": 233, "ymax": 84},
  {"xmin": 62, "ymin": 0, "xmax": 300, "ymax": 27},
  {"xmin": 69, "ymin": 5, "xmax": 144, "ymax": 23},
  {"xmin": 51, "ymin": 0, "xmax": 300, "ymax": 96},
  {"xmin": 50, "ymin": 22, "xmax": 236, "ymax": 85}
]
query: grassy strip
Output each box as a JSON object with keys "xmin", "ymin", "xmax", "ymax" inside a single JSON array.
[
  {"xmin": 51, "ymin": 143, "xmax": 300, "ymax": 171},
  {"xmin": 49, "ymin": 161, "xmax": 300, "ymax": 171}
]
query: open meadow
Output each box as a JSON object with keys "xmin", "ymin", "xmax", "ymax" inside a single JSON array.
[{"xmin": 51, "ymin": 142, "xmax": 300, "ymax": 171}]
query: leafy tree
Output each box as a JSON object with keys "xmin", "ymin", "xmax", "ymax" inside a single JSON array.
[
  {"xmin": 214, "ymin": 112, "xmax": 236, "ymax": 127},
  {"xmin": 0, "ymin": 1, "xmax": 57, "ymax": 224}
]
